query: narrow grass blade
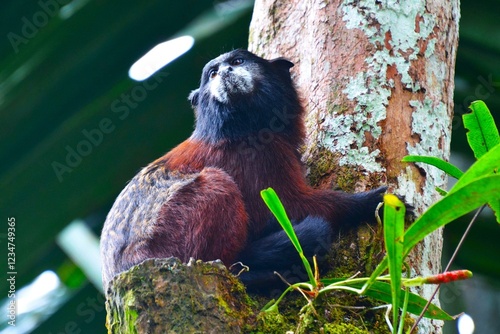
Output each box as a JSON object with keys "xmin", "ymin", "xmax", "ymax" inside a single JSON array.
[
  {"xmin": 383, "ymin": 194, "xmax": 406, "ymax": 329},
  {"xmin": 261, "ymin": 188, "xmax": 316, "ymax": 286},
  {"xmin": 321, "ymin": 279, "xmax": 453, "ymax": 320}
]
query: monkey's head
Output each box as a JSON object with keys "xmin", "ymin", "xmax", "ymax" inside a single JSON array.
[{"xmin": 188, "ymin": 49, "xmax": 304, "ymax": 143}]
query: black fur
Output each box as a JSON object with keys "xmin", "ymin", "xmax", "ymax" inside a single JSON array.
[
  {"xmin": 237, "ymin": 186, "xmax": 387, "ymax": 292},
  {"xmin": 189, "ymin": 49, "xmax": 302, "ymax": 144}
]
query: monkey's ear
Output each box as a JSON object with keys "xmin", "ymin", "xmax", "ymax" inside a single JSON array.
[
  {"xmin": 269, "ymin": 57, "xmax": 294, "ymax": 73},
  {"xmin": 188, "ymin": 89, "xmax": 200, "ymax": 107}
]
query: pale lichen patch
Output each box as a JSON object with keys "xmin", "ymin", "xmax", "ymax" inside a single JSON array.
[
  {"xmin": 326, "ymin": 0, "xmax": 442, "ymax": 176},
  {"xmin": 407, "ymin": 98, "xmax": 449, "ymax": 204},
  {"xmin": 319, "ymin": 72, "xmax": 388, "ymax": 173}
]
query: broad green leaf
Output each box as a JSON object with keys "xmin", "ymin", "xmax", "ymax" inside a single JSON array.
[
  {"xmin": 491, "ymin": 198, "xmax": 500, "ymax": 224},
  {"xmin": 367, "ymin": 175, "xmax": 500, "ymax": 285},
  {"xmin": 383, "ymin": 194, "xmax": 406, "ymax": 328},
  {"xmin": 463, "ymin": 100, "xmax": 500, "ymax": 159},
  {"xmin": 402, "ymin": 155, "xmax": 464, "ymax": 179},
  {"xmin": 404, "ymin": 175, "xmax": 500, "ymax": 257},
  {"xmin": 321, "ymin": 279, "xmax": 453, "ymax": 320},
  {"xmin": 449, "ymin": 143, "xmax": 500, "ymax": 223},
  {"xmin": 449, "ymin": 142, "xmax": 499, "ymax": 192},
  {"xmin": 260, "ymin": 188, "xmax": 316, "ymax": 286}
]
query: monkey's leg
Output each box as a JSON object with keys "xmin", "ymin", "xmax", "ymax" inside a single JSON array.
[{"xmin": 237, "ymin": 216, "xmax": 332, "ymax": 289}]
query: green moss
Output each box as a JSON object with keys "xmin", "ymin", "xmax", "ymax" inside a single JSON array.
[
  {"xmin": 306, "ymin": 146, "xmax": 339, "ymax": 187},
  {"xmin": 256, "ymin": 310, "xmax": 293, "ymax": 333},
  {"xmin": 106, "ymin": 305, "xmax": 119, "ymax": 334},
  {"xmin": 251, "ymin": 287, "xmax": 391, "ymax": 333},
  {"xmin": 105, "ymin": 286, "xmax": 137, "ymax": 333},
  {"xmin": 323, "ymin": 322, "xmax": 369, "ymax": 334},
  {"xmin": 216, "ymin": 275, "xmax": 255, "ymax": 320},
  {"xmin": 305, "ymin": 145, "xmax": 382, "ymax": 191},
  {"xmin": 123, "ymin": 290, "xmax": 138, "ymax": 334},
  {"xmin": 335, "ymin": 166, "xmax": 358, "ymax": 190}
]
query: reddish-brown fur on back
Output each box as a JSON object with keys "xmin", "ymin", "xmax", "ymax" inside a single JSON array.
[
  {"xmin": 160, "ymin": 137, "xmax": 355, "ymax": 237},
  {"xmin": 152, "ymin": 168, "xmax": 248, "ymax": 264}
]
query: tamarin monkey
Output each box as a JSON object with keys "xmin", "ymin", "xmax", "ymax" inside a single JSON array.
[{"xmin": 100, "ymin": 49, "xmax": 388, "ymax": 292}]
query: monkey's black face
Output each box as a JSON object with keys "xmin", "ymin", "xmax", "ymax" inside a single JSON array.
[
  {"xmin": 189, "ymin": 49, "xmax": 299, "ymax": 143},
  {"xmin": 203, "ymin": 52, "xmax": 260, "ymax": 103},
  {"xmin": 189, "ymin": 50, "xmax": 272, "ymax": 106}
]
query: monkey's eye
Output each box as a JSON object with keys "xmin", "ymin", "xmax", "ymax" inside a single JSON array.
[
  {"xmin": 230, "ymin": 58, "xmax": 244, "ymax": 66},
  {"xmin": 209, "ymin": 69, "xmax": 218, "ymax": 79}
]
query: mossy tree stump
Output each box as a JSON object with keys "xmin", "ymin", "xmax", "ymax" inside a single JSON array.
[{"xmin": 105, "ymin": 257, "xmax": 256, "ymax": 333}]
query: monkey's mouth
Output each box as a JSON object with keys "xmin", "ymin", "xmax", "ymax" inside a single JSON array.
[{"xmin": 210, "ymin": 71, "xmax": 254, "ymax": 103}]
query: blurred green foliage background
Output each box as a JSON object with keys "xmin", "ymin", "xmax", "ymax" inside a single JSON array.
[{"xmin": 0, "ymin": 0, "xmax": 498, "ymax": 333}]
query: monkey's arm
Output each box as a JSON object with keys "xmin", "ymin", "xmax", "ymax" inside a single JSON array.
[{"xmin": 237, "ymin": 187, "xmax": 388, "ymax": 290}]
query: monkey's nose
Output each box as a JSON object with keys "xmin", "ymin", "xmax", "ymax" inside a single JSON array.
[{"xmin": 219, "ymin": 65, "xmax": 233, "ymax": 75}]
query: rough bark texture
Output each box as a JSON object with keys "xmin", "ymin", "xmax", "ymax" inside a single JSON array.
[
  {"xmin": 105, "ymin": 258, "xmax": 255, "ymax": 333},
  {"xmin": 249, "ymin": 0, "xmax": 459, "ymax": 333}
]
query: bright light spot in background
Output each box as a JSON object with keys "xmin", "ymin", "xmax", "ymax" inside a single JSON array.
[
  {"xmin": 59, "ymin": 0, "xmax": 91, "ymax": 20},
  {"xmin": 458, "ymin": 313, "xmax": 475, "ymax": 334},
  {"xmin": 17, "ymin": 271, "xmax": 61, "ymax": 315},
  {"xmin": 0, "ymin": 271, "xmax": 68, "ymax": 334},
  {"xmin": 129, "ymin": 36, "xmax": 195, "ymax": 81}
]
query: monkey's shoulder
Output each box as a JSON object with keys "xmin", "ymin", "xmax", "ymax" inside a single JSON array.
[{"xmin": 102, "ymin": 165, "xmax": 198, "ymax": 231}]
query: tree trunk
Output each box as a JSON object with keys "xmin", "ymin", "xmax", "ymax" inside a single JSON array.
[
  {"xmin": 105, "ymin": 258, "xmax": 256, "ymax": 333},
  {"xmin": 249, "ymin": 0, "xmax": 459, "ymax": 333}
]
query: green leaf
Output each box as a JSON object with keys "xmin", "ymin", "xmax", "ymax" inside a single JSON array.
[
  {"xmin": 404, "ymin": 175, "xmax": 500, "ymax": 257},
  {"xmin": 435, "ymin": 187, "xmax": 448, "ymax": 196},
  {"xmin": 402, "ymin": 155, "xmax": 464, "ymax": 179},
  {"xmin": 463, "ymin": 100, "xmax": 500, "ymax": 159},
  {"xmin": 450, "ymin": 143, "xmax": 500, "ymax": 193},
  {"xmin": 490, "ymin": 198, "xmax": 500, "ymax": 225},
  {"xmin": 260, "ymin": 188, "xmax": 316, "ymax": 286},
  {"xmin": 449, "ymin": 143, "xmax": 500, "ymax": 223},
  {"xmin": 383, "ymin": 194, "xmax": 406, "ymax": 328},
  {"xmin": 321, "ymin": 279, "xmax": 453, "ymax": 320},
  {"xmin": 367, "ymin": 174, "xmax": 500, "ymax": 285}
]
